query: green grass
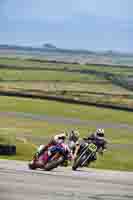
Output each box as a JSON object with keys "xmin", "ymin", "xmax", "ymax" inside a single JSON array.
[
  {"xmin": 0, "ymin": 57, "xmax": 132, "ymax": 97},
  {"xmin": 1, "ymin": 80, "xmax": 133, "ymax": 111},
  {"xmin": 0, "ymin": 69, "xmax": 100, "ymax": 82},
  {"xmin": 91, "ymin": 148, "xmax": 133, "ymax": 171},
  {"xmin": 0, "ymin": 96, "xmax": 133, "ymax": 125},
  {"xmin": 0, "ymin": 57, "xmax": 133, "ymax": 171},
  {"xmin": 0, "ymin": 116, "xmax": 133, "ymax": 171},
  {"xmin": 0, "ymin": 105, "xmax": 133, "ymax": 171},
  {"xmin": 0, "ymin": 81, "xmax": 132, "ymax": 95},
  {"xmin": 82, "ymin": 64, "xmax": 133, "ymax": 76},
  {"xmin": 1, "ymin": 144, "xmax": 133, "ymax": 171},
  {"xmin": 0, "ymin": 57, "xmax": 132, "ymax": 98},
  {"xmin": 0, "ymin": 57, "xmax": 52, "ymax": 69},
  {"xmin": 0, "ymin": 116, "xmax": 132, "ymax": 144},
  {"xmin": 0, "ymin": 57, "xmax": 133, "ymax": 76},
  {"xmin": 0, "ymin": 141, "xmax": 36, "ymax": 161}
]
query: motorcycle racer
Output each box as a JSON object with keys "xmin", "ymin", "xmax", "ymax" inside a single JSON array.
[
  {"xmin": 67, "ymin": 129, "xmax": 80, "ymax": 154},
  {"xmin": 33, "ymin": 131, "xmax": 68, "ymax": 162},
  {"xmin": 30, "ymin": 140, "xmax": 73, "ymax": 169},
  {"xmin": 73, "ymin": 128, "xmax": 107, "ymax": 161}
]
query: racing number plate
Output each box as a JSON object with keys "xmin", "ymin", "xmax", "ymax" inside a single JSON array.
[{"xmin": 88, "ymin": 143, "xmax": 97, "ymax": 152}]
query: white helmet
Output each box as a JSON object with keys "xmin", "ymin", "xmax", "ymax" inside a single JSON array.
[
  {"xmin": 95, "ymin": 128, "xmax": 104, "ymax": 138},
  {"xmin": 59, "ymin": 132, "xmax": 68, "ymax": 140},
  {"xmin": 69, "ymin": 129, "xmax": 80, "ymax": 142},
  {"xmin": 54, "ymin": 132, "xmax": 67, "ymax": 144}
]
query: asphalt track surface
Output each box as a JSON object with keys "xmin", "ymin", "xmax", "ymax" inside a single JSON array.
[{"xmin": 0, "ymin": 159, "xmax": 133, "ymax": 200}]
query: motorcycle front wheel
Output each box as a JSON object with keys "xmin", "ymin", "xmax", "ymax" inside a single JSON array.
[{"xmin": 44, "ymin": 156, "xmax": 65, "ymax": 171}]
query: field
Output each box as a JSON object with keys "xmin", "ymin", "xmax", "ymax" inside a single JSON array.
[
  {"xmin": 0, "ymin": 81, "xmax": 132, "ymax": 94},
  {"xmin": 0, "ymin": 96, "xmax": 133, "ymax": 171},
  {"xmin": 0, "ymin": 57, "xmax": 133, "ymax": 108},
  {"xmin": 0, "ymin": 57, "xmax": 133, "ymax": 75},
  {"xmin": 0, "ymin": 57, "xmax": 133, "ymax": 171}
]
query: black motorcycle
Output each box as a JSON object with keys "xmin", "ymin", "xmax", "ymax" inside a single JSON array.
[{"xmin": 72, "ymin": 142, "xmax": 97, "ymax": 171}]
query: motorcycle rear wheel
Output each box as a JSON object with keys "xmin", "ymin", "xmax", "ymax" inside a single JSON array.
[
  {"xmin": 28, "ymin": 162, "xmax": 37, "ymax": 170},
  {"xmin": 72, "ymin": 158, "xmax": 82, "ymax": 171}
]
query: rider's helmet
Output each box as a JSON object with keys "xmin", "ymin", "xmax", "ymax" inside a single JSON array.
[
  {"xmin": 52, "ymin": 131, "xmax": 67, "ymax": 145},
  {"xmin": 68, "ymin": 129, "xmax": 80, "ymax": 142},
  {"xmin": 58, "ymin": 132, "xmax": 67, "ymax": 140},
  {"xmin": 95, "ymin": 128, "xmax": 104, "ymax": 139}
]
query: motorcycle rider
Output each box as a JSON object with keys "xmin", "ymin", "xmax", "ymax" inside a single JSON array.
[
  {"xmin": 35, "ymin": 131, "xmax": 68, "ymax": 160},
  {"xmin": 47, "ymin": 141, "xmax": 73, "ymax": 166},
  {"xmin": 33, "ymin": 131, "xmax": 73, "ymax": 168},
  {"xmin": 67, "ymin": 129, "xmax": 80, "ymax": 154},
  {"xmin": 73, "ymin": 128, "xmax": 107, "ymax": 161},
  {"xmin": 43, "ymin": 130, "xmax": 80, "ymax": 167}
]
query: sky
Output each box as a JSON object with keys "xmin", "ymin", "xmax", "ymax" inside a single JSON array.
[{"xmin": 0, "ymin": 0, "xmax": 132, "ymax": 52}]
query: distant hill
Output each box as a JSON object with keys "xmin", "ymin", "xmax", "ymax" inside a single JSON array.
[
  {"xmin": 0, "ymin": 44, "xmax": 95, "ymax": 55},
  {"xmin": 0, "ymin": 44, "xmax": 133, "ymax": 57},
  {"xmin": 43, "ymin": 43, "xmax": 57, "ymax": 49}
]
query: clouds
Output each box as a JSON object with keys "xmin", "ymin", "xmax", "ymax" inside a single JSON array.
[{"xmin": 0, "ymin": 0, "xmax": 132, "ymax": 52}]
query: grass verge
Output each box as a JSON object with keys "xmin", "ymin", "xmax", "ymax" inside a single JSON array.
[
  {"xmin": 0, "ymin": 96, "xmax": 133, "ymax": 124},
  {"xmin": 0, "ymin": 115, "xmax": 133, "ymax": 171}
]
